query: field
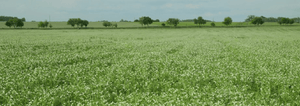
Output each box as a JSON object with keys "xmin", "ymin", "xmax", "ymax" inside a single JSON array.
[
  {"xmin": 1, "ymin": 27, "xmax": 300, "ymax": 105},
  {"xmin": 1, "ymin": 21, "xmax": 299, "ymax": 29}
]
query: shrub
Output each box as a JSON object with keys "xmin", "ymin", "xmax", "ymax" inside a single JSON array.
[
  {"xmin": 211, "ymin": 22, "xmax": 216, "ymax": 27},
  {"xmin": 162, "ymin": 23, "xmax": 165, "ymax": 27}
]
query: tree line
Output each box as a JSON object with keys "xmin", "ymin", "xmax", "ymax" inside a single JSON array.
[
  {"xmin": 245, "ymin": 15, "xmax": 298, "ymax": 25},
  {"xmin": 0, "ymin": 16, "xmax": 25, "ymax": 22},
  {"xmin": 3, "ymin": 15, "xmax": 299, "ymax": 28}
]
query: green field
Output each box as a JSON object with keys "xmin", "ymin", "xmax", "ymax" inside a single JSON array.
[
  {"xmin": 1, "ymin": 21, "xmax": 299, "ymax": 29},
  {"xmin": 1, "ymin": 27, "xmax": 300, "ymax": 105}
]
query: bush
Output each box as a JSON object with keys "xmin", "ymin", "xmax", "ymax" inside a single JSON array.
[
  {"xmin": 113, "ymin": 23, "xmax": 118, "ymax": 28},
  {"xmin": 103, "ymin": 21, "xmax": 112, "ymax": 27},
  {"xmin": 49, "ymin": 24, "xmax": 53, "ymax": 28},
  {"xmin": 211, "ymin": 22, "xmax": 216, "ymax": 27},
  {"xmin": 162, "ymin": 23, "xmax": 165, "ymax": 27}
]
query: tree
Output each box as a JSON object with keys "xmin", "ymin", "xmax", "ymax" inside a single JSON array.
[
  {"xmin": 112, "ymin": 23, "xmax": 118, "ymax": 28},
  {"xmin": 289, "ymin": 19, "xmax": 294, "ymax": 25},
  {"xmin": 103, "ymin": 21, "xmax": 112, "ymax": 27},
  {"xmin": 21, "ymin": 18, "xmax": 26, "ymax": 22},
  {"xmin": 194, "ymin": 16, "xmax": 206, "ymax": 26},
  {"xmin": 44, "ymin": 20, "xmax": 49, "ymax": 28},
  {"xmin": 6, "ymin": 18, "xmax": 24, "ymax": 28},
  {"xmin": 38, "ymin": 21, "xmax": 45, "ymax": 28},
  {"xmin": 49, "ymin": 24, "xmax": 53, "ymax": 28},
  {"xmin": 154, "ymin": 19, "xmax": 160, "ymax": 22},
  {"xmin": 82, "ymin": 20, "xmax": 89, "ymax": 27},
  {"xmin": 5, "ymin": 21, "xmax": 12, "ymax": 28},
  {"xmin": 211, "ymin": 22, "xmax": 216, "ymax": 27},
  {"xmin": 17, "ymin": 19, "xmax": 24, "ymax": 28},
  {"xmin": 167, "ymin": 18, "xmax": 179, "ymax": 27},
  {"xmin": 223, "ymin": 17, "xmax": 232, "ymax": 26},
  {"xmin": 251, "ymin": 17, "xmax": 264, "ymax": 25},
  {"xmin": 245, "ymin": 15, "xmax": 255, "ymax": 22},
  {"xmin": 139, "ymin": 16, "xmax": 153, "ymax": 26},
  {"xmin": 67, "ymin": 19, "xmax": 76, "ymax": 27},
  {"xmin": 134, "ymin": 19, "xmax": 139, "ymax": 22},
  {"xmin": 75, "ymin": 18, "xmax": 82, "ymax": 28},
  {"xmin": 162, "ymin": 23, "xmax": 166, "ymax": 26}
]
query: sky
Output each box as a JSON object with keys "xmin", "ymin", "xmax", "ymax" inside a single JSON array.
[{"xmin": 1, "ymin": 0, "xmax": 300, "ymax": 22}]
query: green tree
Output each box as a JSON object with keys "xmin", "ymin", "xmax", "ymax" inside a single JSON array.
[
  {"xmin": 194, "ymin": 16, "xmax": 206, "ymax": 26},
  {"xmin": 82, "ymin": 20, "xmax": 89, "ymax": 27},
  {"xmin": 245, "ymin": 15, "xmax": 255, "ymax": 22},
  {"xmin": 211, "ymin": 22, "xmax": 216, "ymax": 27},
  {"xmin": 5, "ymin": 21, "xmax": 12, "ymax": 28},
  {"xmin": 49, "ymin": 24, "xmax": 53, "ymax": 28},
  {"xmin": 289, "ymin": 19, "xmax": 294, "ymax": 25},
  {"xmin": 134, "ymin": 19, "xmax": 139, "ymax": 22},
  {"xmin": 21, "ymin": 18, "xmax": 26, "ymax": 22},
  {"xmin": 167, "ymin": 18, "xmax": 179, "ymax": 27},
  {"xmin": 223, "ymin": 17, "xmax": 232, "ymax": 26},
  {"xmin": 67, "ymin": 19, "xmax": 76, "ymax": 27},
  {"xmin": 16, "ymin": 19, "xmax": 24, "ymax": 28},
  {"xmin": 112, "ymin": 23, "xmax": 118, "ymax": 28},
  {"xmin": 251, "ymin": 17, "xmax": 264, "ymax": 25},
  {"xmin": 38, "ymin": 21, "xmax": 45, "ymax": 28},
  {"xmin": 139, "ymin": 16, "xmax": 153, "ymax": 26},
  {"xmin": 162, "ymin": 23, "xmax": 166, "ymax": 27},
  {"xmin": 75, "ymin": 18, "xmax": 82, "ymax": 28},
  {"xmin": 44, "ymin": 20, "xmax": 49, "ymax": 28},
  {"xmin": 103, "ymin": 21, "xmax": 112, "ymax": 27},
  {"xmin": 7, "ymin": 18, "xmax": 24, "ymax": 28}
]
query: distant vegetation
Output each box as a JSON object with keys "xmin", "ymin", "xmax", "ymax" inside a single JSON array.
[
  {"xmin": 0, "ymin": 16, "xmax": 25, "ymax": 22},
  {"xmin": 1, "ymin": 15, "xmax": 300, "ymax": 28},
  {"xmin": 67, "ymin": 18, "xmax": 89, "ymax": 28},
  {"xmin": 5, "ymin": 18, "xmax": 24, "ymax": 28},
  {"xmin": 223, "ymin": 17, "xmax": 232, "ymax": 26},
  {"xmin": 139, "ymin": 16, "xmax": 153, "ymax": 26},
  {"xmin": 167, "ymin": 18, "xmax": 180, "ymax": 27},
  {"xmin": 194, "ymin": 16, "xmax": 206, "ymax": 26}
]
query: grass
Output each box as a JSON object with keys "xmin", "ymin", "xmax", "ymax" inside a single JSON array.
[{"xmin": 1, "ymin": 27, "xmax": 300, "ymax": 105}]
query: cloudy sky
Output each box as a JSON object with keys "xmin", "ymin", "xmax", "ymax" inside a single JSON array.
[{"xmin": 1, "ymin": 0, "xmax": 300, "ymax": 22}]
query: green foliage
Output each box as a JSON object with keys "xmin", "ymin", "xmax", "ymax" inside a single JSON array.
[
  {"xmin": 67, "ymin": 19, "xmax": 76, "ymax": 27},
  {"xmin": 112, "ymin": 23, "xmax": 118, "ymax": 28},
  {"xmin": 81, "ymin": 20, "xmax": 89, "ymax": 27},
  {"xmin": 139, "ymin": 16, "xmax": 153, "ymax": 26},
  {"xmin": 5, "ymin": 21, "xmax": 12, "ymax": 28},
  {"xmin": 49, "ymin": 24, "xmax": 53, "ymax": 28},
  {"xmin": 134, "ymin": 19, "xmax": 139, "ymax": 22},
  {"xmin": 44, "ymin": 20, "xmax": 49, "ymax": 27},
  {"xmin": 162, "ymin": 23, "xmax": 165, "ymax": 26},
  {"xmin": 223, "ymin": 17, "xmax": 232, "ymax": 26},
  {"xmin": 0, "ymin": 16, "xmax": 18, "ymax": 21},
  {"xmin": 194, "ymin": 16, "xmax": 206, "ymax": 26},
  {"xmin": 21, "ymin": 18, "xmax": 26, "ymax": 22},
  {"xmin": 38, "ymin": 21, "xmax": 49, "ymax": 28},
  {"xmin": 251, "ymin": 17, "xmax": 264, "ymax": 25},
  {"xmin": 289, "ymin": 19, "xmax": 294, "ymax": 25},
  {"xmin": 167, "ymin": 18, "xmax": 179, "ymax": 26},
  {"xmin": 103, "ymin": 21, "xmax": 112, "ymax": 27},
  {"xmin": 211, "ymin": 22, "xmax": 216, "ymax": 27},
  {"xmin": 278, "ymin": 18, "xmax": 295, "ymax": 25},
  {"xmin": 153, "ymin": 19, "xmax": 160, "ymax": 22},
  {"xmin": 245, "ymin": 15, "xmax": 256, "ymax": 22},
  {"xmin": 67, "ymin": 18, "xmax": 88, "ymax": 28},
  {"xmin": 6, "ymin": 18, "xmax": 24, "ymax": 28}
]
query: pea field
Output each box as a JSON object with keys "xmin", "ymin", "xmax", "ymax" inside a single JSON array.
[{"xmin": 1, "ymin": 26, "xmax": 300, "ymax": 105}]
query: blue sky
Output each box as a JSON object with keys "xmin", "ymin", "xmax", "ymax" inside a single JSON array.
[{"xmin": 1, "ymin": 0, "xmax": 300, "ymax": 22}]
